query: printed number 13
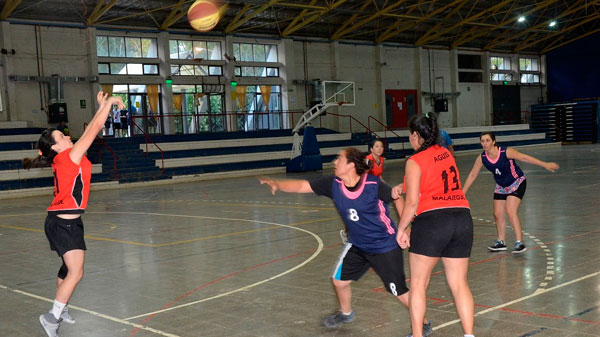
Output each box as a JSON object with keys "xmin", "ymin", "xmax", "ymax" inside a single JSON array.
[{"xmin": 441, "ymin": 166, "xmax": 460, "ymax": 193}]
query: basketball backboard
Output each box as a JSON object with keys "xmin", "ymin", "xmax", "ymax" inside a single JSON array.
[{"xmin": 322, "ymin": 81, "xmax": 355, "ymax": 106}]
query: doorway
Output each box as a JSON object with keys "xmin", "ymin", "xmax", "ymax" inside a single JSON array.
[{"xmin": 385, "ymin": 89, "xmax": 418, "ymax": 128}]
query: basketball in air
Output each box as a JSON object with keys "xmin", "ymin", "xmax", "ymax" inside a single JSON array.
[{"xmin": 188, "ymin": 0, "xmax": 221, "ymax": 32}]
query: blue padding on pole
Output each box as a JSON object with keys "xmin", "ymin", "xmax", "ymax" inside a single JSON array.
[
  {"xmin": 286, "ymin": 126, "xmax": 323, "ymax": 172},
  {"xmin": 301, "ymin": 126, "xmax": 320, "ymax": 156}
]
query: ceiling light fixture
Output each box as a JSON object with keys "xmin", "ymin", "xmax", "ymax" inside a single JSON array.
[
  {"xmin": 549, "ymin": 20, "xmax": 557, "ymax": 27},
  {"xmin": 517, "ymin": 16, "xmax": 526, "ymax": 22}
]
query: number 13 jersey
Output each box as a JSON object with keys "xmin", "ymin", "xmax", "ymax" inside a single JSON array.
[{"xmin": 409, "ymin": 145, "xmax": 469, "ymax": 215}]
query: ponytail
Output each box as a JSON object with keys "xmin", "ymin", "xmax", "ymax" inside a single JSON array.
[
  {"xmin": 409, "ymin": 113, "xmax": 442, "ymax": 154},
  {"xmin": 22, "ymin": 128, "xmax": 58, "ymax": 169}
]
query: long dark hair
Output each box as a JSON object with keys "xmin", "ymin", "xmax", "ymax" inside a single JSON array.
[
  {"xmin": 409, "ymin": 113, "xmax": 442, "ymax": 154},
  {"xmin": 22, "ymin": 128, "xmax": 58, "ymax": 169},
  {"xmin": 343, "ymin": 147, "xmax": 371, "ymax": 175}
]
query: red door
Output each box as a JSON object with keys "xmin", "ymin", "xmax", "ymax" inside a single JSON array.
[{"xmin": 385, "ymin": 90, "xmax": 418, "ymax": 128}]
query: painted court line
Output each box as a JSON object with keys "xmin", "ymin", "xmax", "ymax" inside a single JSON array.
[
  {"xmin": 433, "ymin": 270, "xmax": 600, "ymax": 331},
  {"xmin": 124, "ymin": 216, "xmax": 324, "ymax": 321},
  {"xmin": 0, "ymin": 284, "xmax": 179, "ymax": 337}
]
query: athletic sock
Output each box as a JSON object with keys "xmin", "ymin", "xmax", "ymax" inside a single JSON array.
[
  {"xmin": 342, "ymin": 311, "xmax": 353, "ymax": 316},
  {"xmin": 464, "ymin": 334, "xmax": 475, "ymax": 337},
  {"xmin": 51, "ymin": 300, "xmax": 66, "ymax": 320}
]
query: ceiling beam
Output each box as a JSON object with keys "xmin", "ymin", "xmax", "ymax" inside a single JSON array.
[
  {"xmin": 324, "ymin": 0, "xmax": 373, "ymax": 40},
  {"xmin": 87, "ymin": 0, "xmax": 118, "ymax": 26},
  {"xmin": 135, "ymin": 0, "xmax": 161, "ymax": 28},
  {"xmin": 160, "ymin": 0, "xmax": 187, "ymax": 30},
  {"xmin": 415, "ymin": 0, "xmax": 514, "ymax": 46},
  {"xmin": 514, "ymin": 12, "xmax": 600, "ymax": 52},
  {"xmin": 483, "ymin": 0, "xmax": 596, "ymax": 50},
  {"xmin": 281, "ymin": 0, "xmax": 319, "ymax": 37},
  {"xmin": 453, "ymin": 0, "xmax": 564, "ymax": 49},
  {"xmin": 331, "ymin": 0, "xmax": 409, "ymax": 40},
  {"xmin": 415, "ymin": 0, "xmax": 471, "ymax": 46},
  {"xmin": 225, "ymin": 0, "xmax": 282, "ymax": 34},
  {"xmin": 279, "ymin": 0, "xmax": 351, "ymax": 37},
  {"xmin": 541, "ymin": 25, "xmax": 600, "ymax": 54},
  {"xmin": 0, "ymin": 0, "xmax": 23, "ymax": 20},
  {"xmin": 376, "ymin": 0, "xmax": 469, "ymax": 44}
]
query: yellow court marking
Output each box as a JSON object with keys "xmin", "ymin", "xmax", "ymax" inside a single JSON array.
[
  {"xmin": 0, "ymin": 224, "xmax": 42, "ymax": 233},
  {"xmin": 93, "ymin": 200, "xmax": 336, "ymax": 211},
  {"xmin": 152, "ymin": 216, "xmax": 338, "ymax": 247},
  {"xmin": 1, "ymin": 212, "xmax": 339, "ymax": 248}
]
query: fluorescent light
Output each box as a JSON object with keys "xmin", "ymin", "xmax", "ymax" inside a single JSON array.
[
  {"xmin": 549, "ymin": 21, "xmax": 557, "ymax": 27},
  {"xmin": 518, "ymin": 16, "xmax": 526, "ymax": 22}
]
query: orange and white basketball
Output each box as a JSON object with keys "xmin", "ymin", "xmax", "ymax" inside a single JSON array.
[{"xmin": 187, "ymin": 0, "xmax": 220, "ymax": 32}]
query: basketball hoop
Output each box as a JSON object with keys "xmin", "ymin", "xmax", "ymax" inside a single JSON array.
[{"xmin": 338, "ymin": 102, "xmax": 344, "ymax": 107}]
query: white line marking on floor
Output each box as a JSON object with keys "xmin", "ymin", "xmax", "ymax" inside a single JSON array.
[
  {"xmin": 0, "ymin": 285, "xmax": 179, "ymax": 336},
  {"xmin": 433, "ymin": 270, "xmax": 600, "ymax": 331},
  {"xmin": 105, "ymin": 212, "xmax": 325, "ymax": 321}
]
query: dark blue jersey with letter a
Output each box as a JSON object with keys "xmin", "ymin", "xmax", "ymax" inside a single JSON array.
[
  {"xmin": 481, "ymin": 147, "xmax": 525, "ymax": 187},
  {"xmin": 332, "ymin": 174, "xmax": 397, "ymax": 253}
]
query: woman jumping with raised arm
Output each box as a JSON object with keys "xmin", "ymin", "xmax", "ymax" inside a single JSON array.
[{"xmin": 24, "ymin": 91, "xmax": 124, "ymax": 337}]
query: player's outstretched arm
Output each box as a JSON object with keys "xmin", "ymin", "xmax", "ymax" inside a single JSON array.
[
  {"xmin": 506, "ymin": 148, "xmax": 559, "ymax": 172},
  {"xmin": 259, "ymin": 177, "xmax": 314, "ymax": 195},
  {"xmin": 462, "ymin": 156, "xmax": 483, "ymax": 194}
]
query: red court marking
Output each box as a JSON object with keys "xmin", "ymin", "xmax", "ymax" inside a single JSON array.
[
  {"xmin": 371, "ymin": 229, "xmax": 600, "ymax": 293},
  {"xmin": 425, "ymin": 296, "xmax": 600, "ymax": 325},
  {"xmin": 130, "ymin": 248, "xmax": 316, "ymax": 335}
]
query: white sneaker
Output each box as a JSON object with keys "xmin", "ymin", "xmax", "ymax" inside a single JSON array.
[
  {"xmin": 339, "ymin": 229, "xmax": 349, "ymax": 245},
  {"xmin": 61, "ymin": 307, "xmax": 75, "ymax": 324},
  {"xmin": 39, "ymin": 313, "xmax": 61, "ymax": 337}
]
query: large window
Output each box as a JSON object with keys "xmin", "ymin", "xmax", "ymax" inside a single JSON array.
[
  {"xmin": 519, "ymin": 57, "xmax": 541, "ymax": 84},
  {"xmin": 490, "ymin": 56, "xmax": 511, "ymax": 70},
  {"xmin": 99, "ymin": 63, "xmax": 158, "ymax": 75},
  {"xmin": 96, "ymin": 36, "xmax": 157, "ymax": 58},
  {"xmin": 235, "ymin": 85, "xmax": 282, "ymax": 131},
  {"xmin": 490, "ymin": 56, "xmax": 513, "ymax": 83},
  {"xmin": 233, "ymin": 43, "xmax": 278, "ymax": 62},
  {"xmin": 170, "ymin": 65, "xmax": 222, "ymax": 76},
  {"xmin": 234, "ymin": 66, "xmax": 279, "ymax": 77},
  {"xmin": 171, "ymin": 84, "xmax": 225, "ymax": 133},
  {"xmin": 169, "ymin": 40, "xmax": 222, "ymax": 60},
  {"xmin": 103, "ymin": 84, "xmax": 163, "ymax": 135}
]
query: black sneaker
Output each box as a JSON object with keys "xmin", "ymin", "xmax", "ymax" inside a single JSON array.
[
  {"xmin": 323, "ymin": 311, "xmax": 355, "ymax": 328},
  {"xmin": 512, "ymin": 241, "xmax": 527, "ymax": 254},
  {"xmin": 488, "ymin": 240, "xmax": 507, "ymax": 251},
  {"xmin": 408, "ymin": 320, "xmax": 434, "ymax": 337}
]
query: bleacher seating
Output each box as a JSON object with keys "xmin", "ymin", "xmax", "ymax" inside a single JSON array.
[{"xmin": 0, "ymin": 122, "xmax": 554, "ymax": 194}]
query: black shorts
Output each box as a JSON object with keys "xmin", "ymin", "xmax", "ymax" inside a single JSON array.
[
  {"xmin": 331, "ymin": 245, "xmax": 408, "ymax": 296},
  {"xmin": 113, "ymin": 122, "xmax": 121, "ymax": 129},
  {"xmin": 44, "ymin": 215, "xmax": 86, "ymax": 257},
  {"xmin": 409, "ymin": 208, "xmax": 473, "ymax": 258},
  {"xmin": 494, "ymin": 180, "xmax": 527, "ymax": 200}
]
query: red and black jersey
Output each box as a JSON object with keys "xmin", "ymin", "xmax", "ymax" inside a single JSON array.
[
  {"xmin": 47, "ymin": 149, "xmax": 92, "ymax": 214},
  {"xmin": 366, "ymin": 154, "xmax": 384, "ymax": 178},
  {"xmin": 409, "ymin": 145, "xmax": 469, "ymax": 215}
]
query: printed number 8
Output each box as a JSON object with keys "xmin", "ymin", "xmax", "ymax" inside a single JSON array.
[{"xmin": 348, "ymin": 209, "xmax": 359, "ymax": 221}]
